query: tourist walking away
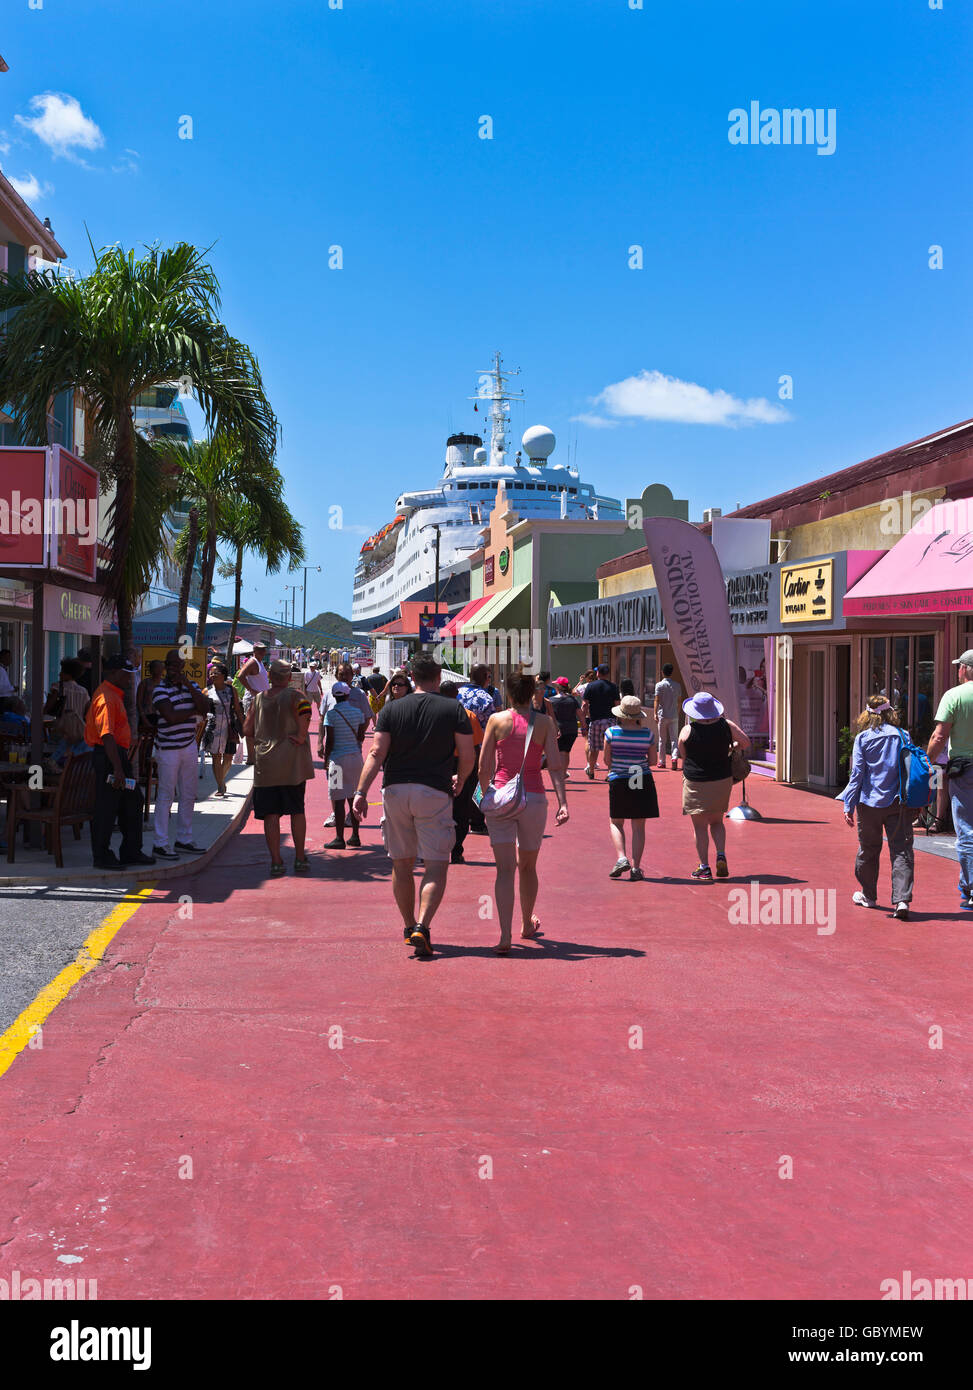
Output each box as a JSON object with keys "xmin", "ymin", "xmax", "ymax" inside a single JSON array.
[
  {"xmin": 204, "ymin": 660, "xmax": 245, "ymax": 797},
  {"xmin": 678, "ymin": 692, "xmax": 751, "ymax": 881},
  {"xmin": 323, "ymin": 680, "xmax": 365, "ymax": 848},
  {"xmin": 304, "ymin": 662, "xmax": 324, "ymax": 729},
  {"xmin": 319, "ymin": 660, "xmax": 372, "ymax": 827},
  {"xmin": 244, "ymin": 659, "xmax": 315, "ymax": 875},
  {"xmin": 439, "ymin": 680, "xmax": 474, "ymax": 862},
  {"xmin": 478, "ymin": 669, "xmax": 569, "ymax": 953},
  {"xmin": 151, "ymin": 649, "xmax": 211, "ymax": 859},
  {"xmin": 582, "ymin": 663, "xmax": 620, "ymax": 780},
  {"xmin": 457, "ymin": 663, "xmax": 496, "ymax": 834},
  {"xmin": 240, "ymin": 642, "xmax": 271, "ymax": 764},
  {"xmin": 842, "ymin": 694, "xmax": 915, "ymax": 919},
  {"xmin": 85, "ymin": 654, "xmax": 154, "ymax": 869},
  {"xmin": 604, "ymin": 693, "xmax": 659, "ymax": 881},
  {"xmin": 548, "ymin": 676, "xmax": 582, "ymax": 778},
  {"xmin": 352, "ymin": 652, "xmax": 473, "ymax": 957},
  {"xmin": 654, "ymin": 663, "xmax": 683, "ymax": 770},
  {"xmin": 927, "ymin": 648, "xmax": 973, "ymax": 910}
]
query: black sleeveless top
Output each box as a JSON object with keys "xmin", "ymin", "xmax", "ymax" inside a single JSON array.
[{"xmin": 683, "ymin": 717, "xmax": 733, "ymax": 782}]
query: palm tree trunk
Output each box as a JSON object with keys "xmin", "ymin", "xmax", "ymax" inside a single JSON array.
[
  {"xmin": 111, "ymin": 413, "xmax": 138, "ymax": 649},
  {"xmin": 177, "ymin": 506, "xmax": 199, "ymax": 642},
  {"xmin": 195, "ymin": 514, "xmax": 218, "ymax": 646},
  {"xmin": 225, "ymin": 545, "xmax": 244, "ymax": 660}
]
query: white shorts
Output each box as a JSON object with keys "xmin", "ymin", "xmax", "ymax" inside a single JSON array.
[{"xmin": 381, "ymin": 783, "xmax": 455, "ymax": 862}]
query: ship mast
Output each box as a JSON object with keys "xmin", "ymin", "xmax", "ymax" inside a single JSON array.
[{"xmin": 470, "ymin": 351, "xmax": 525, "ymax": 469}]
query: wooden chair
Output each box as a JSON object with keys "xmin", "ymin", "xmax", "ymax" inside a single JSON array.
[{"xmin": 6, "ymin": 751, "xmax": 95, "ymax": 867}]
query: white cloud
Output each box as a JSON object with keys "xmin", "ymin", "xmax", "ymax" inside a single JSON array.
[
  {"xmin": 580, "ymin": 369, "xmax": 791, "ymax": 428},
  {"xmin": 7, "ymin": 172, "xmax": 53, "ymax": 203},
  {"xmin": 15, "ymin": 93, "xmax": 103, "ymax": 161},
  {"xmin": 111, "ymin": 148, "xmax": 140, "ymax": 175},
  {"xmin": 569, "ymin": 412, "xmax": 619, "ymax": 429},
  {"xmin": 0, "ymin": 132, "xmax": 9, "ymax": 156}
]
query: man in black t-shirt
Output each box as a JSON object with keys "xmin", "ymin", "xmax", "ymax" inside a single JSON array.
[
  {"xmin": 353, "ymin": 652, "xmax": 474, "ymax": 957},
  {"xmin": 581, "ymin": 663, "xmax": 620, "ymax": 780}
]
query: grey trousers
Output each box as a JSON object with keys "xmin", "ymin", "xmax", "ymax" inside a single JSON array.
[{"xmin": 855, "ymin": 803, "xmax": 915, "ymax": 904}]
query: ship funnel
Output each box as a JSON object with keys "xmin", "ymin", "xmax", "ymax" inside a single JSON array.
[{"xmin": 446, "ymin": 432, "xmax": 483, "ymax": 468}]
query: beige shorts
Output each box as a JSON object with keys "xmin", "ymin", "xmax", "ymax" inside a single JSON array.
[
  {"xmin": 486, "ymin": 791, "xmax": 549, "ymax": 851},
  {"xmin": 682, "ymin": 776, "xmax": 733, "ymax": 816},
  {"xmin": 381, "ymin": 783, "xmax": 455, "ymax": 862}
]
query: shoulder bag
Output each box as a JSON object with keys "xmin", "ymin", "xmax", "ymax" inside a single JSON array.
[{"xmin": 479, "ymin": 707, "xmax": 537, "ymax": 820}]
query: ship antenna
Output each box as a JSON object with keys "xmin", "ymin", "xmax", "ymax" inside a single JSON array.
[{"xmin": 470, "ymin": 349, "xmax": 525, "ymax": 469}]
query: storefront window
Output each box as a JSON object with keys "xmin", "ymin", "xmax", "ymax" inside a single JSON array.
[
  {"xmin": 892, "ymin": 636, "xmax": 910, "ymax": 720},
  {"xmin": 915, "ymin": 634, "xmax": 936, "ymax": 744},
  {"xmin": 869, "ymin": 637, "xmax": 888, "ymax": 697},
  {"xmin": 615, "ymin": 647, "xmax": 628, "ymax": 686},
  {"xmin": 644, "ymin": 646, "xmax": 657, "ymax": 694},
  {"xmin": 630, "ymin": 647, "xmax": 644, "ymax": 702}
]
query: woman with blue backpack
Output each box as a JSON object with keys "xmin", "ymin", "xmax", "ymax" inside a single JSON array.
[{"xmin": 841, "ymin": 694, "xmax": 922, "ymax": 920}]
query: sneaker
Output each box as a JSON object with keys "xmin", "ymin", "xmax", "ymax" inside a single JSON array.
[
  {"xmin": 715, "ymin": 854, "xmax": 729, "ymax": 879},
  {"xmin": 403, "ymin": 924, "xmax": 415, "ymax": 946},
  {"xmin": 119, "ymin": 851, "xmax": 156, "ymax": 866},
  {"xmin": 585, "ymin": 767, "xmax": 594, "ymax": 780},
  {"xmin": 174, "ymin": 842, "xmax": 205, "ymax": 854},
  {"xmin": 609, "ymin": 857, "xmax": 630, "ymax": 879},
  {"xmin": 152, "ymin": 846, "xmax": 180, "ymax": 860},
  {"xmin": 852, "ymin": 891, "xmax": 877, "ymax": 908},
  {"xmin": 324, "ymin": 813, "xmax": 336, "ymax": 828},
  {"xmin": 691, "ymin": 865, "xmax": 713, "ymax": 882},
  {"xmin": 629, "ymin": 867, "xmax": 645, "ymax": 882},
  {"xmin": 894, "ymin": 902, "xmax": 910, "ymax": 921},
  {"xmin": 410, "ymin": 925, "xmax": 434, "ymax": 957},
  {"xmin": 323, "ymin": 837, "xmax": 346, "ymax": 849}
]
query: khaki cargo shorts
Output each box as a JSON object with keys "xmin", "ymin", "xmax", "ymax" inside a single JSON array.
[{"xmin": 381, "ymin": 783, "xmax": 455, "ymax": 862}]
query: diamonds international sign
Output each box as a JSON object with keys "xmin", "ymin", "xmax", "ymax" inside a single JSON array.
[{"xmin": 548, "ymin": 589, "xmax": 667, "ymax": 645}]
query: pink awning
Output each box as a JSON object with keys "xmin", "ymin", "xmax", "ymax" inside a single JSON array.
[
  {"xmin": 843, "ymin": 501, "xmax": 973, "ymax": 617},
  {"xmin": 440, "ymin": 595, "xmax": 491, "ymax": 638}
]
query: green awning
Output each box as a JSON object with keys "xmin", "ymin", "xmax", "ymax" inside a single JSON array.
[{"xmin": 468, "ymin": 581, "xmax": 531, "ymax": 632}]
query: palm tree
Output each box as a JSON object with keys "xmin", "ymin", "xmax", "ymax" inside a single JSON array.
[
  {"xmin": 0, "ymin": 242, "xmax": 278, "ymax": 647},
  {"xmin": 217, "ymin": 489, "xmax": 305, "ymax": 658},
  {"xmin": 153, "ymin": 435, "xmax": 282, "ymax": 643}
]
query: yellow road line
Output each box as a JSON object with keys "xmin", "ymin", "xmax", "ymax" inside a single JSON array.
[{"xmin": 0, "ymin": 883, "xmax": 156, "ymax": 1080}]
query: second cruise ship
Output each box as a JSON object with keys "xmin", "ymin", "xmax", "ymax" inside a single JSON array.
[{"xmin": 352, "ymin": 354, "xmax": 623, "ymax": 630}]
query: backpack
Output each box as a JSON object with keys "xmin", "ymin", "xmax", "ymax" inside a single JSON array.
[{"xmin": 897, "ymin": 728, "xmax": 935, "ymax": 808}]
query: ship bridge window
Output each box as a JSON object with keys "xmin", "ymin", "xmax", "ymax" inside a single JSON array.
[
  {"xmin": 524, "ymin": 483, "xmax": 536, "ymax": 491},
  {"xmin": 457, "ymin": 482, "xmax": 468, "ymax": 489},
  {"xmin": 569, "ymin": 487, "xmax": 577, "ymax": 495}
]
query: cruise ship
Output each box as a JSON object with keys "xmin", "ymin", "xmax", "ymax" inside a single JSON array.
[{"xmin": 352, "ymin": 354, "xmax": 623, "ymax": 629}]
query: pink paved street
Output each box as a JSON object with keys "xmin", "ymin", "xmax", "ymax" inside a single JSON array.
[{"xmin": 1, "ymin": 749, "xmax": 970, "ymax": 1300}]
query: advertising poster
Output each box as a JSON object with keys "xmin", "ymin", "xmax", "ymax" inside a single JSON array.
[{"xmin": 736, "ymin": 635, "xmax": 769, "ymax": 744}]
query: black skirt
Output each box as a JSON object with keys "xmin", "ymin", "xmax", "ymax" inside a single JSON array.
[{"xmin": 608, "ymin": 773, "xmax": 659, "ymax": 820}]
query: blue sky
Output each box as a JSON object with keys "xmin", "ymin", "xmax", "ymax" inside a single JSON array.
[{"xmin": 2, "ymin": 0, "xmax": 970, "ymax": 625}]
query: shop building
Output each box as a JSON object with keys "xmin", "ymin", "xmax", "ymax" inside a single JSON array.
[{"xmin": 445, "ymin": 481, "xmax": 655, "ymax": 681}]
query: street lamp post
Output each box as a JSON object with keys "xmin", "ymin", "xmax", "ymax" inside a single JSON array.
[{"xmin": 302, "ymin": 565, "xmax": 321, "ymax": 630}]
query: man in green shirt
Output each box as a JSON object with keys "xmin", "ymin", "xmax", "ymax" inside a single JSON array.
[{"xmin": 927, "ymin": 649, "xmax": 973, "ymax": 909}]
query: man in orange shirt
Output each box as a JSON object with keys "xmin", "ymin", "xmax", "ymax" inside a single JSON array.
[{"xmin": 86, "ymin": 655, "xmax": 154, "ymax": 870}]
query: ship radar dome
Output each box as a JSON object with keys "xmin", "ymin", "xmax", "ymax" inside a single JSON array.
[
  {"xmin": 473, "ymin": 446, "xmax": 488, "ymax": 464},
  {"xmin": 522, "ymin": 425, "xmax": 555, "ymax": 461}
]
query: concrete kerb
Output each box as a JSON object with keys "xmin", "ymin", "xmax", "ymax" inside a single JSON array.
[{"xmin": 0, "ymin": 784, "xmax": 254, "ymax": 889}]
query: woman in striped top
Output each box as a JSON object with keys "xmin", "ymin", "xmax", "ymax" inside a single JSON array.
[{"xmin": 603, "ymin": 695, "xmax": 659, "ymax": 882}]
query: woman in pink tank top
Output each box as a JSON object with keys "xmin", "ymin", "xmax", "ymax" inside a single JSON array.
[{"xmin": 478, "ymin": 669, "xmax": 569, "ymax": 954}]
